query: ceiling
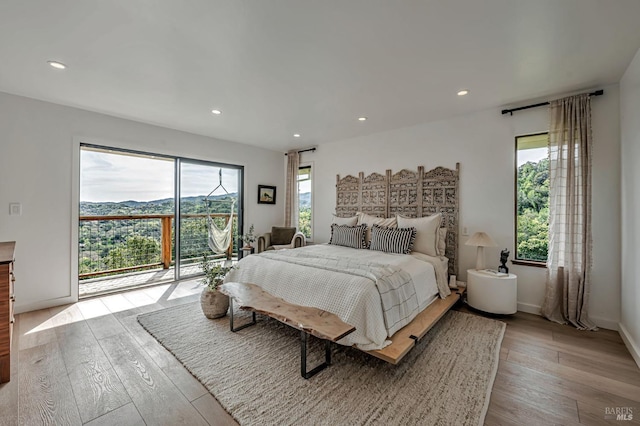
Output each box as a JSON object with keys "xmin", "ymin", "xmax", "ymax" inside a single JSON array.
[{"xmin": 1, "ymin": 0, "xmax": 640, "ymax": 152}]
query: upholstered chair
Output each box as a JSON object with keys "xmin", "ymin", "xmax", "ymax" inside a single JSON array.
[{"xmin": 257, "ymin": 227, "xmax": 306, "ymax": 253}]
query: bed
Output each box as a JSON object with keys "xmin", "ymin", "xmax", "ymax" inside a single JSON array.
[
  {"xmin": 225, "ymin": 164, "xmax": 461, "ymax": 363},
  {"xmin": 225, "ymin": 244, "xmax": 448, "ymax": 350}
]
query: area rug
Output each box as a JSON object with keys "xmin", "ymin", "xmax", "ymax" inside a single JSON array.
[{"xmin": 138, "ymin": 303, "xmax": 505, "ymax": 426}]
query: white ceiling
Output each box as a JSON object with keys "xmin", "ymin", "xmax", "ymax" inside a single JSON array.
[{"xmin": 1, "ymin": 1, "xmax": 640, "ymax": 152}]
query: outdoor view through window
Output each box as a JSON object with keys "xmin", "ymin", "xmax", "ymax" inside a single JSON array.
[
  {"xmin": 298, "ymin": 165, "xmax": 312, "ymax": 240},
  {"xmin": 516, "ymin": 133, "xmax": 549, "ymax": 263},
  {"xmin": 79, "ymin": 145, "xmax": 241, "ymax": 296}
]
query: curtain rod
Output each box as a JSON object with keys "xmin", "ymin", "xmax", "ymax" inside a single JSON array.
[
  {"xmin": 284, "ymin": 147, "xmax": 317, "ymax": 156},
  {"xmin": 501, "ymin": 89, "xmax": 604, "ymax": 116}
]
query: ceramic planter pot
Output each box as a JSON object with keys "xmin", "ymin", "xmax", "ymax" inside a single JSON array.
[{"xmin": 200, "ymin": 287, "xmax": 229, "ymax": 319}]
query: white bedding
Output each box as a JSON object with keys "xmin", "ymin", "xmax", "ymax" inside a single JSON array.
[{"xmin": 224, "ymin": 244, "xmax": 446, "ymax": 350}]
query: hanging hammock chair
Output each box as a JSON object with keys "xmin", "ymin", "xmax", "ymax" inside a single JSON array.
[
  {"xmin": 204, "ymin": 170, "xmax": 237, "ymax": 255},
  {"xmin": 207, "ymin": 201, "xmax": 235, "ymax": 254}
]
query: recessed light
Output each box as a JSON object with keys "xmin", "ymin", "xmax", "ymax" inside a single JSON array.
[
  {"xmin": 48, "ymin": 60, "xmax": 67, "ymax": 70},
  {"xmin": 211, "ymin": 109, "xmax": 222, "ymax": 115},
  {"xmin": 293, "ymin": 134, "xmax": 301, "ymax": 138},
  {"xmin": 358, "ymin": 117, "xmax": 367, "ymax": 121},
  {"xmin": 457, "ymin": 90, "xmax": 469, "ymax": 96}
]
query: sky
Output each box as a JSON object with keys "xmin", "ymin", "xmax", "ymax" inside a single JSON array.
[
  {"xmin": 299, "ymin": 180, "xmax": 311, "ymax": 193},
  {"xmin": 80, "ymin": 149, "xmax": 240, "ymax": 202},
  {"xmin": 517, "ymin": 147, "xmax": 547, "ymax": 167}
]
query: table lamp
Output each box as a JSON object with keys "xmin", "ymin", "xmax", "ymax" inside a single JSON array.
[{"xmin": 465, "ymin": 231, "xmax": 497, "ymax": 270}]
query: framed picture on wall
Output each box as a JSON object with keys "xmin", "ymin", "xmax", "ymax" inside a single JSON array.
[{"xmin": 258, "ymin": 185, "xmax": 276, "ymax": 204}]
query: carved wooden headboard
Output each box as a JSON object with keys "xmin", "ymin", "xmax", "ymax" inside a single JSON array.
[{"xmin": 336, "ymin": 164, "xmax": 460, "ymax": 275}]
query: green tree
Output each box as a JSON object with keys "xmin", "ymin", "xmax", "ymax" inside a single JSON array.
[
  {"xmin": 517, "ymin": 158, "xmax": 549, "ymax": 214},
  {"xmin": 105, "ymin": 235, "xmax": 160, "ymax": 270},
  {"xmin": 517, "ymin": 207, "xmax": 549, "ymax": 261},
  {"xmin": 299, "ymin": 207, "xmax": 311, "ymax": 239},
  {"xmin": 516, "ymin": 159, "xmax": 549, "ymax": 261},
  {"xmin": 79, "ymin": 194, "xmax": 241, "ymax": 277}
]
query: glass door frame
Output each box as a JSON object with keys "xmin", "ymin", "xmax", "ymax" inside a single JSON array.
[
  {"xmin": 174, "ymin": 157, "xmax": 244, "ymax": 281},
  {"xmin": 79, "ymin": 142, "xmax": 244, "ymax": 287}
]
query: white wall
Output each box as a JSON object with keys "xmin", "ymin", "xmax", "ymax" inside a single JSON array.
[
  {"xmin": 620, "ymin": 48, "xmax": 640, "ymax": 366},
  {"xmin": 303, "ymin": 84, "xmax": 621, "ymax": 329},
  {"xmin": 0, "ymin": 92, "xmax": 284, "ymax": 314}
]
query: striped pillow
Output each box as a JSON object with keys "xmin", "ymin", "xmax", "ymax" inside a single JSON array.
[
  {"xmin": 369, "ymin": 224, "xmax": 417, "ymax": 254},
  {"xmin": 329, "ymin": 224, "xmax": 367, "ymax": 249}
]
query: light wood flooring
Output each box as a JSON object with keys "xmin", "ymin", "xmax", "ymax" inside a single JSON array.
[{"xmin": 0, "ymin": 281, "xmax": 638, "ymax": 425}]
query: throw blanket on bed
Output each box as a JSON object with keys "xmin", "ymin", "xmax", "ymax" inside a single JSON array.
[
  {"xmin": 259, "ymin": 250, "xmax": 419, "ymax": 336},
  {"xmin": 411, "ymin": 252, "xmax": 451, "ymax": 299}
]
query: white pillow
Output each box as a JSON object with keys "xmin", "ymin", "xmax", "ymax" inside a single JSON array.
[
  {"xmin": 436, "ymin": 227, "xmax": 447, "ymax": 256},
  {"xmin": 357, "ymin": 212, "xmax": 397, "ymax": 244},
  {"xmin": 332, "ymin": 214, "xmax": 358, "ymax": 226},
  {"xmin": 396, "ymin": 214, "xmax": 442, "ymax": 257}
]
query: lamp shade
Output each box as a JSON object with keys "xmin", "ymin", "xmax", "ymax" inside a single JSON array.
[
  {"xmin": 465, "ymin": 231, "xmax": 497, "ymax": 270},
  {"xmin": 465, "ymin": 232, "xmax": 497, "ymax": 248}
]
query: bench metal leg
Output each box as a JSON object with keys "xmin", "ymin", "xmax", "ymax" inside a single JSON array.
[
  {"xmin": 300, "ymin": 331, "xmax": 332, "ymax": 379},
  {"xmin": 229, "ymin": 297, "xmax": 256, "ymax": 332}
]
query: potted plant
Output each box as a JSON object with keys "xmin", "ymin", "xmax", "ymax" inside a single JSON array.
[
  {"xmin": 199, "ymin": 254, "xmax": 237, "ymax": 319},
  {"xmin": 242, "ymin": 224, "xmax": 256, "ymax": 249}
]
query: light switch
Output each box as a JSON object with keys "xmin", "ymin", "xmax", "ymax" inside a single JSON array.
[
  {"xmin": 462, "ymin": 226, "xmax": 469, "ymax": 236},
  {"xmin": 9, "ymin": 203, "xmax": 21, "ymax": 216}
]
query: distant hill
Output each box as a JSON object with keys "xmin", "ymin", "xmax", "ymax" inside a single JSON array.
[
  {"xmin": 81, "ymin": 193, "xmax": 237, "ymax": 216},
  {"xmin": 81, "ymin": 191, "xmax": 310, "ymax": 216}
]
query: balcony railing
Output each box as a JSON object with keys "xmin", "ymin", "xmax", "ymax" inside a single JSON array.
[{"xmin": 79, "ymin": 213, "xmax": 237, "ymax": 280}]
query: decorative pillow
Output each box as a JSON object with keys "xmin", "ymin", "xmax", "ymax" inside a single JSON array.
[
  {"xmin": 369, "ymin": 224, "xmax": 417, "ymax": 255},
  {"xmin": 357, "ymin": 212, "xmax": 397, "ymax": 244},
  {"xmin": 271, "ymin": 227, "xmax": 296, "ymax": 245},
  {"xmin": 436, "ymin": 227, "xmax": 447, "ymax": 256},
  {"xmin": 332, "ymin": 214, "xmax": 358, "ymax": 226},
  {"xmin": 396, "ymin": 213, "xmax": 442, "ymax": 257},
  {"xmin": 329, "ymin": 224, "xmax": 367, "ymax": 249}
]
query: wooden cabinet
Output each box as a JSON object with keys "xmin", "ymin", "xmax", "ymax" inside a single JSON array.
[{"xmin": 0, "ymin": 241, "xmax": 15, "ymax": 384}]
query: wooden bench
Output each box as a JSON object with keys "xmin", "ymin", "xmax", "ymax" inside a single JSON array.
[{"xmin": 218, "ymin": 282, "xmax": 356, "ymax": 379}]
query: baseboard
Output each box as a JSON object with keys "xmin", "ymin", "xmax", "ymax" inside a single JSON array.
[
  {"xmin": 517, "ymin": 302, "xmax": 541, "ymax": 315},
  {"xmin": 15, "ymin": 295, "xmax": 77, "ymax": 315},
  {"xmin": 589, "ymin": 315, "xmax": 619, "ymax": 331},
  {"xmin": 619, "ymin": 322, "xmax": 640, "ymax": 369},
  {"xmin": 515, "ymin": 303, "xmax": 618, "ymax": 330}
]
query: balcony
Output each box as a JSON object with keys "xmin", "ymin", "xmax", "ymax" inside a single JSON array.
[{"xmin": 79, "ymin": 213, "xmax": 237, "ymax": 297}]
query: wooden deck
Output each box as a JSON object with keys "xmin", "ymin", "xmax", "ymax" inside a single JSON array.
[
  {"xmin": 0, "ymin": 285, "xmax": 638, "ymax": 425},
  {"xmin": 79, "ymin": 264, "xmax": 202, "ymax": 297}
]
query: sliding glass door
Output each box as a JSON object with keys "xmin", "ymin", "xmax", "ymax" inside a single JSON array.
[
  {"xmin": 176, "ymin": 160, "xmax": 242, "ymax": 279},
  {"xmin": 79, "ymin": 144, "xmax": 243, "ymax": 296}
]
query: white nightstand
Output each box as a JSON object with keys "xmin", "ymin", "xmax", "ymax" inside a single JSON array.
[{"xmin": 467, "ymin": 269, "xmax": 517, "ymax": 315}]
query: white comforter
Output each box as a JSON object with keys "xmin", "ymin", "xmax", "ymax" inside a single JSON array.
[{"xmin": 224, "ymin": 244, "xmax": 445, "ymax": 350}]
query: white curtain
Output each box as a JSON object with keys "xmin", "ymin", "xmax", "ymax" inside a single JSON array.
[
  {"xmin": 284, "ymin": 150, "xmax": 299, "ymax": 228},
  {"xmin": 541, "ymin": 93, "xmax": 597, "ymax": 330}
]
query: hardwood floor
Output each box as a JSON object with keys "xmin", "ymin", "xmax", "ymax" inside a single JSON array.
[
  {"xmin": 466, "ymin": 305, "xmax": 640, "ymax": 426},
  {"xmin": 0, "ymin": 282, "xmax": 638, "ymax": 425}
]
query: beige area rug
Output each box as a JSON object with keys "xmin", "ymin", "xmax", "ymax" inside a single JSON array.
[{"xmin": 138, "ymin": 304, "xmax": 505, "ymax": 426}]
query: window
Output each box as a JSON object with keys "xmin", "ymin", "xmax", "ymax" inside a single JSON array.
[
  {"xmin": 515, "ymin": 133, "xmax": 549, "ymax": 263},
  {"xmin": 298, "ymin": 164, "xmax": 312, "ymax": 240}
]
